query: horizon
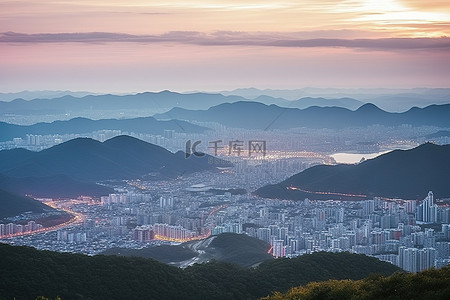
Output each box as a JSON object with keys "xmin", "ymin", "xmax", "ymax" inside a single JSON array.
[
  {"xmin": 2, "ymin": 86, "xmax": 450, "ymax": 95},
  {"xmin": 1, "ymin": 2, "xmax": 450, "ymax": 296},
  {"xmin": 1, "ymin": 87, "xmax": 449, "ymax": 113}
]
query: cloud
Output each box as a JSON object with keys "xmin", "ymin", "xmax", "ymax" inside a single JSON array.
[
  {"xmin": 398, "ymin": 0, "xmax": 450, "ymax": 11},
  {"xmin": 1, "ymin": 31, "xmax": 450, "ymax": 51}
]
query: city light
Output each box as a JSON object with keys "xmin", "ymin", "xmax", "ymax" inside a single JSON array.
[{"xmin": 287, "ymin": 186, "xmax": 368, "ymax": 199}]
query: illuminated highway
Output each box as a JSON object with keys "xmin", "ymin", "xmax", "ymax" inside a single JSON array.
[
  {"xmin": 153, "ymin": 204, "xmax": 228, "ymax": 243},
  {"xmin": 287, "ymin": 186, "xmax": 409, "ymax": 202},
  {"xmin": 287, "ymin": 186, "xmax": 368, "ymax": 199},
  {"xmin": 0, "ymin": 199, "xmax": 86, "ymax": 240}
]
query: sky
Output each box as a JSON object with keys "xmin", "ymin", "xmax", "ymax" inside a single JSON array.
[{"xmin": 1, "ymin": 0, "xmax": 449, "ymax": 93}]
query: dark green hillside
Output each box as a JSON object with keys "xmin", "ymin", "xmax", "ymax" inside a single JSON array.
[
  {"xmin": 0, "ymin": 243, "xmax": 400, "ymax": 300},
  {"xmin": 206, "ymin": 233, "xmax": 273, "ymax": 267},
  {"xmin": 254, "ymin": 252, "xmax": 399, "ymax": 294},
  {"xmin": 102, "ymin": 233, "xmax": 272, "ymax": 267},
  {"xmin": 262, "ymin": 266, "xmax": 450, "ymax": 300},
  {"xmin": 0, "ymin": 243, "xmax": 197, "ymax": 300},
  {"xmin": 101, "ymin": 245, "xmax": 196, "ymax": 263}
]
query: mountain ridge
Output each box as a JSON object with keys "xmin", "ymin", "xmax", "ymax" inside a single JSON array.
[
  {"xmin": 255, "ymin": 143, "xmax": 450, "ymax": 200},
  {"xmin": 0, "ymin": 116, "xmax": 208, "ymax": 142},
  {"xmin": 0, "ymin": 135, "xmax": 231, "ymax": 181},
  {"xmin": 155, "ymin": 102, "xmax": 450, "ymax": 129},
  {"xmin": 0, "ymin": 90, "xmax": 364, "ymax": 113}
]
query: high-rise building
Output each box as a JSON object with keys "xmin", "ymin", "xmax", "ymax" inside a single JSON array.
[
  {"xmin": 133, "ymin": 226, "xmax": 154, "ymax": 242},
  {"xmin": 164, "ymin": 130, "xmax": 174, "ymax": 139},
  {"xmin": 27, "ymin": 221, "xmax": 37, "ymax": 231},
  {"xmin": 442, "ymin": 224, "xmax": 450, "ymax": 240},
  {"xmin": 363, "ymin": 200, "xmax": 375, "ymax": 217},
  {"xmin": 5, "ymin": 223, "xmax": 15, "ymax": 235},
  {"xmin": 335, "ymin": 208, "xmax": 345, "ymax": 223},
  {"xmin": 159, "ymin": 196, "xmax": 174, "ymax": 209},
  {"xmin": 398, "ymin": 246, "xmax": 436, "ymax": 272},
  {"xmin": 405, "ymin": 200, "xmax": 416, "ymax": 214},
  {"xmin": 272, "ymin": 239, "xmax": 286, "ymax": 258},
  {"xmin": 257, "ymin": 227, "xmax": 271, "ymax": 243},
  {"xmin": 416, "ymin": 191, "xmax": 438, "ymax": 223}
]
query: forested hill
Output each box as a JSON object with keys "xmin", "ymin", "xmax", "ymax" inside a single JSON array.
[
  {"xmin": 0, "ymin": 243, "xmax": 399, "ymax": 300},
  {"xmin": 263, "ymin": 266, "xmax": 450, "ymax": 300}
]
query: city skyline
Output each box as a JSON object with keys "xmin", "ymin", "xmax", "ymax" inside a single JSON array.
[
  {"xmin": 1, "ymin": 1, "xmax": 450, "ymax": 93},
  {"xmin": 1, "ymin": 2, "xmax": 450, "ymax": 298}
]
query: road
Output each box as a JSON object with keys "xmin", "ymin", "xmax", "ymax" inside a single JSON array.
[{"xmin": 0, "ymin": 199, "xmax": 86, "ymax": 240}]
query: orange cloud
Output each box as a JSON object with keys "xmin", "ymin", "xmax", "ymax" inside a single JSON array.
[
  {"xmin": 398, "ymin": 0, "xmax": 450, "ymax": 12},
  {"xmin": 1, "ymin": 0, "xmax": 449, "ymax": 36}
]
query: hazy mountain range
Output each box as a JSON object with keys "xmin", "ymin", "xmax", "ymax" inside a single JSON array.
[
  {"xmin": 255, "ymin": 143, "xmax": 450, "ymax": 200},
  {"xmin": 0, "ymin": 90, "xmax": 368, "ymax": 123},
  {"xmin": 221, "ymin": 87, "xmax": 450, "ymax": 112},
  {"xmin": 155, "ymin": 102, "xmax": 450, "ymax": 130},
  {"xmin": 0, "ymin": 116, "xmax": 207, "ymax": 142},
  {"xmin": 0, "ymin": 90, "xmax": 98, "ymax": 102},
  {"xmin": 0, "ymin": 91, "xmax": 243, "ymax": 117},
  {"xmin": 2, "ymin": 89, "xmax": 449, "ymax": 123},
  {"xmin": 253, "ymin": 95, "xmax": 364, "ymax": 110}
]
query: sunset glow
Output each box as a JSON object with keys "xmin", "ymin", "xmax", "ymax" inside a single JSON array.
[{"xmin": 1, "ymin": 0, "xmax": 449, "ymax": 92}]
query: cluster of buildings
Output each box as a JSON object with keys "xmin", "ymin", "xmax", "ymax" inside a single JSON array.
[
  {"xmin": 48, "ymin": 187, "xmax": 450, "ymax": 273},
  {"xmin": 56, "ymin": 230, "xmax": 87, "ymax": 243},
  {"xmin": 87, "ymin": 186, "xmax": 450, "ymax": 275},
  {"xmin": 133, "ymin": 223, "xmax": 200, "ymax": 242},
  {"xmin": 204, "ymin": 191, "xmax": 450, "ymax": 273},
  {"xmin": 2, "ymin": 162, "xmax": 449, "ymax": 274},
  {"xmin": 0, "ymin": 221, "xmax": 43, "ymax": 237}
]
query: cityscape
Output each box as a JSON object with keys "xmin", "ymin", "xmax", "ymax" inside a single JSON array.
[
  {"xmin": 2, "ymin": 0, "xmax": 450, "ymax": 298},
  {"xmin": 1, "ymin": 152, "xmax": 449, "ymax": 274}
]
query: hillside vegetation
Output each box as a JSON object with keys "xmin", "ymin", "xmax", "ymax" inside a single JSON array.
[
  {"xmin": 262, "ymin": 266, "xmax": 450, "ymax": 300},
  {"xmin": 0, "ymin": 243, "xmax": 400, "ymax": 300}
]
